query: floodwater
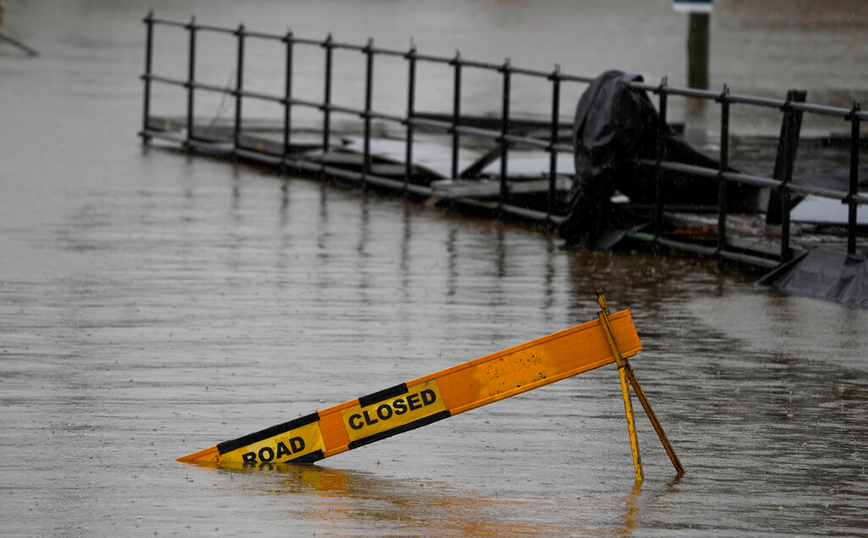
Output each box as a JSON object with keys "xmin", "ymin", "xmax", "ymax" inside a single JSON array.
[{"xmin": 2, "ymin": 1, "xmax": 868, "ymax": 536}]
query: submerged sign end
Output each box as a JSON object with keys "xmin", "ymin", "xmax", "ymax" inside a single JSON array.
[{"xmin": 176, "ymin": 445, "xmax": 221, "ymax": 464}]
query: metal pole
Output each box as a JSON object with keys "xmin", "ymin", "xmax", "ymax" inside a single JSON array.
[
  {"xmin": 451, "ymin": 51, "xmax": 462, "ymax": 179},
  {"xmin": 847, "ymin": 102, "xmax": 861, "ymax": 255},
  {"xmin": 234, "ymin": 24, "xmax": 245, "ymax": 152},
  {"xmin": 595, "ymin": 289, "xmax": 642, "ymax": 482},
  {"xmin": 622, "ymin": 362, "xmax": 686, "ymax": 476},
  {"xmin": 141, "ymin": 11, "xmax": 154, "ymax": 142},
  {"xmin": 499, "ymin": 58, "xmax": 512, "ymax": 212},
  {"xmin": 596, "ymin": 288, "xmax": 685, "ymax": 478},
  {"xmin": 779, "ymin": 92, "xmax": 797, "ymax": 263},
  {"xmin": 185, "ymin": 17, "xmax": 197, "ymax": 148},
  {"xmin": 547, "ymin": 65, "xmax": 561, "ymax": 226},
  {"xmin": 322, "ymin": 33, "xmax": 333, "ymax": 153},
  {"xmin": 654, "ymin": 78, "xmax": 669, "ymax": 240},
  {"xmin": 363, "ymin": 38, "xmax": 374, "ymax": 186},
  {"xmin": 767, "ymin": 89, "xmax": 806, "ymax": 259},
  {"xmin": 283, "ymin": 31, "xmax": 294, "ymax": 165},
  {"xmin": 404, "ymin": 43, "xmax": 417, "ymax": 194},
  {"xmin": 716, "ymin": 85, "xmax": 730, "ymax": 262}
]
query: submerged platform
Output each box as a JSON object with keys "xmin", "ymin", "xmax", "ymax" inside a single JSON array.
[
  {"xmin": 145, "ymin": 116, "xmax": 867, "ymax": 267},
  {"xmin": 144, "ymin": 116, "xmax": 577, "ymax": 219}
]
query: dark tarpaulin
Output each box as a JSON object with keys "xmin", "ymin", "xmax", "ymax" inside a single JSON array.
[
  {"xmin": 757, "ymin": 248, "xmax": 868, "ymax": 307},
  {"xmin": 558, "ymin": 70, "xmax": 759, "ymax": 248}
]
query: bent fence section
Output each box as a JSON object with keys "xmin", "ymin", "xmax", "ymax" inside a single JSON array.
[{"xmin": 139, "ymin": 13, "xmax": 866, "ymax": 269}]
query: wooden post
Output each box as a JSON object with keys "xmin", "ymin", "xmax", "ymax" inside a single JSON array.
[{"xmin": 687, "ymin": 13, "xmax": 709, "ymax": 89}]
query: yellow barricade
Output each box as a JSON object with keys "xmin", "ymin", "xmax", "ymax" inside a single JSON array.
[{"xmin": 178, "ymin": 308, "xmax": 644, "ymax": 467}]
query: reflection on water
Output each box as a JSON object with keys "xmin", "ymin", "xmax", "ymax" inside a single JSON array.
[{"xmin": 182, "ymin": 462, "xmax": 658, "ymax": 537}]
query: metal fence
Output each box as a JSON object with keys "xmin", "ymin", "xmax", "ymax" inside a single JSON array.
[{"xmin": 140, "ymin": 13, "xmax": 866, "ymax": 268}]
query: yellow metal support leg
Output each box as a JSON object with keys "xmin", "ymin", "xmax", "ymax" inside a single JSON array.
[
  {"xmin": 618, "ymin": 360, "xmax": 643, "ymax": 482},
  {"xmin": 596, "ymin": 288, "xmax": 685, "ymax": 478},
  {"xmin": 622, "ymin": 365, "xmax": 685, "ymax": 476},
  {"xmin": 597, "ymin": 289, "xmax": 643, "ymax": 482}
]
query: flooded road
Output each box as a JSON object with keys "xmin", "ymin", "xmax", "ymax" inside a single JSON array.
[{"xmin": 2, "ymin": 1, "xmax": 868, "ymax": 536}]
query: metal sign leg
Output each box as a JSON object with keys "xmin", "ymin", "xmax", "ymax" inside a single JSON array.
[{"xmin": 596, "ymin": 288, "xmax": 685, "ymax": 479}]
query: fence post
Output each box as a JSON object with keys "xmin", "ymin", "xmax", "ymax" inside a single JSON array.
[
  {"xmin": 716, "ymin": 85, "xmax": 730, "ymax": 263},
  {"xmin": 322, "ymin": 33, "xmax": 333, "ymax": 154},
  {"xmin": 547, "ymin": 64, "xmax": 561, "ymax": 227},
  {"xmin": 185, "ymin": 16, "xmax": 198, "ymax": 149},
  {"xmin": 654, "ymin": 77, "xmax": 669, "ymax": 241},
  {"xmin": 234, "ymin": 24, "xmax": 245, "ymax": 152},
  {"xmin": 765, "ymin": 90, "xmax": 806, "ymax": 262},
  {"xmin": 141, "ymin": 11, "xmax": 154, "ymax": 142},
  {"xmin": 499, "ymin": 58, "xmax": 512, "ymax": 212},
  {"xmin": 283, "ymin": 31, "xmax": 294, "ymax": 167},
  {"xmin": 847, "ymin": 102, "xmax": 862, "ymax": 255},
  {"xmin": 362, "ymin": 38, "xmax": 374, "ymax": 187},
  {"xmin": 775, "ymin": 90, "xmax": 806, "ymax": 263},
  {"xmin": 451, "ymin": 51, "xmax": 462, "ymax": 179},
  {"xmin": 404, "ymin": 42, "xmax": 417, "ymax": 194}
]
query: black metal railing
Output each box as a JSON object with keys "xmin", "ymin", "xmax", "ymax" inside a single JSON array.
[
  {"xmin": 140, "ymin": 13, "xmax": 866, "ymax": 267},
  {"xmin": 630, "ymin": 81, "xmax": 867, "ymax": 266},
  {"xmin": 139, "ymin": 14, "xmax": 586, "ymax": 221}
]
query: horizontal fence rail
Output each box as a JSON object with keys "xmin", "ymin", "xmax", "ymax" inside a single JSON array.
[{"xmin": 140, "ymin": 13, "xmax": 866, "ymax": 266}]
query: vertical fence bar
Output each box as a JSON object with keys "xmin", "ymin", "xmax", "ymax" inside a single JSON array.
[
  {"xmin": 234, "ymin": 24, "xmax": 245, "ymax": 151},
  {"xmin": 322, "ymin": 34, "xmax": 333, "ymax": 153},
  {"xmin": 847, "ymin": 102, "xmax": 862, "ymax": 255},
  {"xmin": 767, "ymin": 89, "xmax": 806, "ymax": 262},
  {"xmin": 547, "ymin": 65, "xmax": 561, "ymax": 225},
  {"xmin": 283, "ymin": 31, "xmax": 294, "ymax": 165},
  {"xmin": 451, "ymin": 52, "xmax": 462, "ymax": 179},
  {"xmin": 404, "ymin": 43, "xmax": 417, "ymax": 194},
  {"xmin": 654, "ymin": 78, "xmax": 668, "ymax": 240},
  {"xmin": 185, "ymin": 17, "xmax": 198, "ymax": 147},
  {"xmin": 716, "ymin": 85, "xmax": 730, "ymax": 261},
  {"xmin": 499, "ymin": 58, "xmax": 512, "ymax": 211},
  {"xmin": 141, "ymin": 11, "xmax": 155, "ymax": 142},
  {"xmin": 362, "ymin": 38, "xmax": 374, "ymax": 185},
  {"xmin": 778, "ymin": 92, "xmax": 797, "ymax": 263}
]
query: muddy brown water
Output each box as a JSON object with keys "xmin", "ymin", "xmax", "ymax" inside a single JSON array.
[{"xmin": 2, "ymin": 1, "xmax": 868, "ymax": 536}]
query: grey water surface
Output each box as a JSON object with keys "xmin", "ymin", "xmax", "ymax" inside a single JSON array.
[{"xmin": 2, "ymin": 1, "xmax": 868, "ymax": 536}]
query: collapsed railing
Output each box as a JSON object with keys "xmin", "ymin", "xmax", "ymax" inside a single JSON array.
[{"xmin": 139, "ymin": 13, "xmax": 866, "ymax": 268}]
